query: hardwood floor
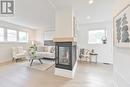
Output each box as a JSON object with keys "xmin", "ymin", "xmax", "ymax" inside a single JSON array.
[{"xmin": 0, "ymin": 61, "xmax": 113, "ymax": 87}]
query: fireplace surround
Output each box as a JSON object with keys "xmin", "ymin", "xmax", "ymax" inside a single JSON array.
[{"xmin": 55, "ymin": 42, "xmax": 77, "ymax": 70}]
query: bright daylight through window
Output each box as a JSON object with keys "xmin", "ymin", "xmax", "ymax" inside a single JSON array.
[
  {"xmin": 19, "ymin": 31, "xmax": 28, "ymax": 42},
  {"xmin": 88, "ymin": 29, "xmax": 106, "ymax": 44}
]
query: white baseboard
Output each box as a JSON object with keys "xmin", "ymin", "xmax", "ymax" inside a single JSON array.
[{"xmin": 0, "ymin": 60, "xmax": 12, "ymax": 65}]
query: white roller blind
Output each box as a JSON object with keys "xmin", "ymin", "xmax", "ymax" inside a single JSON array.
[
  {"xmin": 7, "ymin": 29, "xmax": 17, "ymax": 42},
  {"xmin": 0, "ymin": 28, "xmax": 4, "ymax": 41}
]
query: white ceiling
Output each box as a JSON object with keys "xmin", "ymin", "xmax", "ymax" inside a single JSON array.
[
  {"xmin": 50, "ymin": 0, "xmax": 117, "ymax": 24},
  {"xmin": 0, "ymin": 0, "xmax": 55, "ymax": 29},
  {"xmin": 0, "ymin": 0, "xmax": 117, "ymax": 29}
]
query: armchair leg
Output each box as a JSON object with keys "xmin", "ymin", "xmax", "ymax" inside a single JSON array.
[
  {"xmin": 16, "ymin": 59, "xmax": 18, "ymax": 62},
  {"xmin": 12, "ymin": 58, "xmax": 14, "ymax": 62}
]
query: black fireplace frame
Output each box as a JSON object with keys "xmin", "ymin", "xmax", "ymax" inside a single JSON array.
[{"xmin": 55, "ymin": 42, "xmax": 76, "ymax": 70}]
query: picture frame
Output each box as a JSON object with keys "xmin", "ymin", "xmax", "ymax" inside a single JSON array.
[{"xmin": 113, "ymin": 4, "xmax": 130, "ymax": 48}]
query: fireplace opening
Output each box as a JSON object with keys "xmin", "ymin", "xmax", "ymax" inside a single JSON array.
[{"xmin": 55, "ymin": 42, "xmax": 77, "ymax": 70}]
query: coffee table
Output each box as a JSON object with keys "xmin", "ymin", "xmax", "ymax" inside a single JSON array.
[{"xmin": 30, "ymin": 57, "xmax": 43, "ymax": 66}]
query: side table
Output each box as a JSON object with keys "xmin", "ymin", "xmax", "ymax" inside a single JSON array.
[{"xmin": 89, "ymin": 53, "xmax": 98, "ymax": 64}]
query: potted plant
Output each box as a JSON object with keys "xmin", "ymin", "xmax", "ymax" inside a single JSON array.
[{"xmin": 29, "ymin": 44, "xmax": 37, "ymax": 58}]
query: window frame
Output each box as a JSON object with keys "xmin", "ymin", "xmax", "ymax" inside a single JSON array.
[{"xmin": 88, "ymin": 29, "xmax": 107, "ymax": 44}]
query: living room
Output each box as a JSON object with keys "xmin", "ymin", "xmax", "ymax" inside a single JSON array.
[{"xmin": 0, "ymin": 0, "xmax": 130, "ymax": 87}]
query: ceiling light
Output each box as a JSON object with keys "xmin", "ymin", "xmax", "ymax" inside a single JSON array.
[
  {"xmin": 86, "ymin": 16, "xmax": 91, "ymax": 20},
  {"xmin": 89, "ymin": 0, "xmax": 94, "ymax": 4}
]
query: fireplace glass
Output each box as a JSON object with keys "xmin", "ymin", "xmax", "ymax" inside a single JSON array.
[
  {"xmin": 55, "ymin": 42, "xmax": 76, "ymax": 70},
  {"xmin": 59, "ymin": 47, "xmax": 70, "ymax": 65}
]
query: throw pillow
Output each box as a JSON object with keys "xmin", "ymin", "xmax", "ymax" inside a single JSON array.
[
  {"xmin": 37, "ymin": 46, "xmax": 44, "ymax": 52},
  {"xmin": 43, "ymin": 46, "xmax": 48, "ymax": 52},
  {"xmin": 50, "ymin": 47, "xmax": 55, "ymax": 53}
]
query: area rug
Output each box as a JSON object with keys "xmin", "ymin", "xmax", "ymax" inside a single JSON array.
[
  {"xmin": 29, "ymin": 63, "xmax": 54, "ymax": 71},
  {"xmin": 18, "ymin": 60, "xmax": 55, "ymax": 72}
]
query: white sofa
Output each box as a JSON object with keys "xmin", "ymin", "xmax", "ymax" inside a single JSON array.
[{"xmin": 36, "ymin": 46, "xmax": 55, "ymax": 59}]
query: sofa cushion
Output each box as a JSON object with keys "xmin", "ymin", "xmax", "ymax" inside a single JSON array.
[
  {"xmin": 43, "ymin": 46, "xmax": 48, "ymax": 52},
  {"xmin": 46, "ymin": 52, "xmax": 55, "ymax": 59},
  {"xmin": 37, "ymin": 46, "xmax": 48, "ymax": 52},
  {"xmin": 36, "ymin": 52, "xmax": 46, "ymax": 58},
  {"xmin": 37, "ymin": 46, "xmax": 44, "ymax": 52},
  {"xmin": 17, "ymin": 47, "xmax": 24, "ymax": 53}
]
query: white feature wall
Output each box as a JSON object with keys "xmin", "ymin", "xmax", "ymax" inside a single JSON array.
[
  {"xmin": 113, "ymin": 0, "xmax": 130, "ymax": 87},
  {"xmin": 54, "ymin": 8, "xmax": 73, "ymax": 38},
  {"xmin": 78, "ymin": 21, "xmax": 113, "ymax": 64}
]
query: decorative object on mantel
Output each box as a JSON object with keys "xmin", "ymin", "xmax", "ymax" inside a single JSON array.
[{"xmin": 113, "ymin": 4, "xmax": 130, "ymax": 48}]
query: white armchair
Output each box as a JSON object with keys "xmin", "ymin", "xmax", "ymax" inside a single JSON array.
[
  {"xmin": 79, "ymin": 49, "xmax": 92, "ymax": 62},
  {"xmin": 12, "ymin": 47, "xmax": 27, "ymax": 62}
]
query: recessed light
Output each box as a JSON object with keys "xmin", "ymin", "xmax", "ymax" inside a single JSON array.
[
  {"xmin": 86, "ymin": 16, "xmax": 91, "ymax": 20},
  {"xmin": 89, "ymin": 0, "xmax": 94, "ymax": 4}
]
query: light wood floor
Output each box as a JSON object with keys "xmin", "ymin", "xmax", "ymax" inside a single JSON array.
[{"xmin": 0, "ymin": 61, "xmax": 113, "ymax": 87}]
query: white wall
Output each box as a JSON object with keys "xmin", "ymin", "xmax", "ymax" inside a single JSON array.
[
  {"xmin": 113, "ymin": 0, "xmax": 130, "ymax": 87},
  {"xmin": 54, "ymin": 8, "xmax": 73, "ymax": 38},
  {"xmin": 35, "ymin": 29, "xmax": 44, "ymax": 42},
  {"xmin": 78, "ymin": 21, "xmax": 113, "ymax": 64},
  {"xmin": 0, "ymin": 20, "xmax": 36, "ymax": 63},
  {"xmin": 35, "ymin": 27, "xmax": 55, "ymax": 42}
]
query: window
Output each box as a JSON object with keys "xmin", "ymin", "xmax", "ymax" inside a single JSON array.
[
  {"xmin": 88, "ymin": 29, "xmax": 106, "ymax": 44},
  {"xmin": 7, "ymin": 29, "xmax": 17, "ymax": 42},
  {"xmin": 0, "ymin": 28, "xmax": 4, "ymax": 41},
  {"xmin": 19, "ymin": 31, "xmax": 28, "ymax": 42},
  {"xmin": 0, "ymin": 28, "xmax": 28, "ymax": 43}
]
